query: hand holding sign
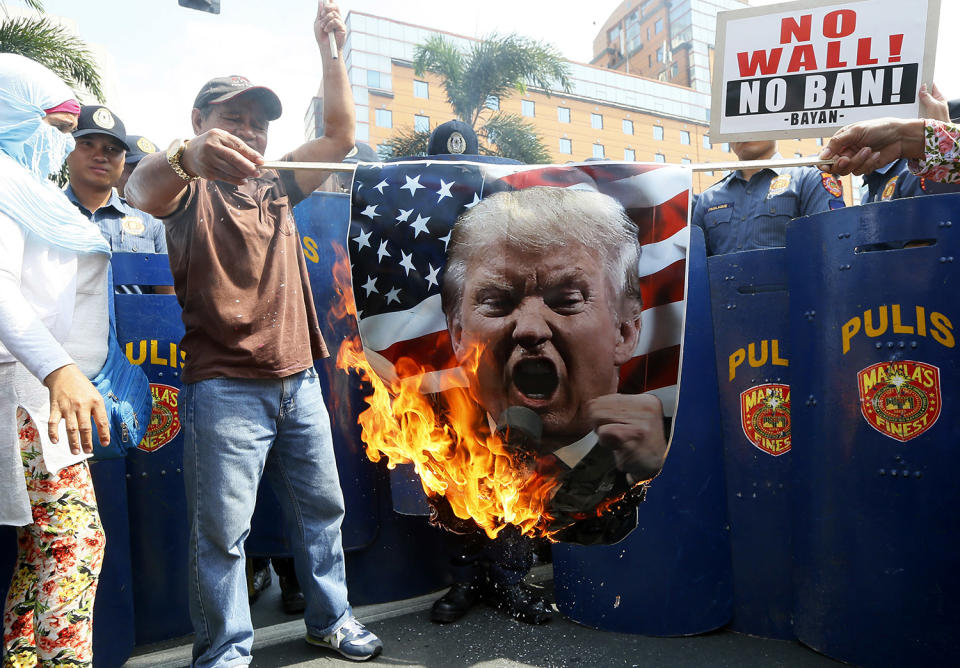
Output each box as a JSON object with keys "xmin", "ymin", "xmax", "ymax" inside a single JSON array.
[{"xmin": 819, "ymin": 117, "xmax": 925, "ymax": 175}]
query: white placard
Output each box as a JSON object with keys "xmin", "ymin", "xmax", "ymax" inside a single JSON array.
[{"xmin": 710, "ymin": 0, "xmax": 940, "ymax": 141}]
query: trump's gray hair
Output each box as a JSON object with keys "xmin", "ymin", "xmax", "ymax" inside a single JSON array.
[{"xmin": 441, "ymin": 187, "xmax": 643, "ymax": 320}]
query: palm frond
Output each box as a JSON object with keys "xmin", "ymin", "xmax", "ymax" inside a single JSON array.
[
  {"xmin": 0, "ymin": 15, "xmax": 104, "ymax": 101},
  {"xmin": 378, "ymin": 127, "xmax": 430, "ymax": 160},
  {"xmin": 478, "ymin": 113, "xmax": 551, "ymax": 164},
  {"xmin": 413, "ymin": 35, "xmax": 469, "ymax": 119}
]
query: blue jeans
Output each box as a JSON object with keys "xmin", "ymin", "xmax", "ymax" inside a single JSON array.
[{"xmin": 181, "ymin": 368, "xmax": 351, "ymax": 668}]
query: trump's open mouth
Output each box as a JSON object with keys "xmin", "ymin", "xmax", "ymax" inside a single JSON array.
[{"xmin": 512, "ymin": 358, "xmax": 559, "ymax": 400}]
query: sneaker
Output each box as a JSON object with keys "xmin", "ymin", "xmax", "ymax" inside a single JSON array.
[{"xmin": 305, "ymin": 617, "xmax": 383, "ymax": 662}]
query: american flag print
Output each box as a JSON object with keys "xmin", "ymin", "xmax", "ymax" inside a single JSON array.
[{"xmin": 347, "ymin": 160, "xmax": 691, "ymax": 418}]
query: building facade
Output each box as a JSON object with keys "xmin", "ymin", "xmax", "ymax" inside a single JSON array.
[{"xmin": 308, "ymin": 8, "xmax": 845, "ymax": 196}]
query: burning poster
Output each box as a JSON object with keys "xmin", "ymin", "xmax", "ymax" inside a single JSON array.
[{"xmin": 342, "ymin": 160, "xmax": 690, "ymax": 544}]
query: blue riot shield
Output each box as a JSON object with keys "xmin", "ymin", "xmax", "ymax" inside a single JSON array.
[
  {"xmin": 112, "ymin": 254, "xmax": 192, "ymax": 645},
  {"xmin": 787, "ymin": 194, "xmax": 960, "ymax": 667},
  {"xmin": 294, "ymin": 192, "xmax": 451, "ymax": 602},
  {"xmin": 708, "ymin": 248, "xmax": 793, "ymax": 639},
  {"xmin": 552, "ymin": 225, "xmax": 732, "ymax": 635}
]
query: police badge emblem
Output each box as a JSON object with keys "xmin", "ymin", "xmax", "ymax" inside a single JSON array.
[
  {"xmin": 136, "ymin": 137, "xmax": 157, "ymax": 154},
  {"xmin": 821, "ymin": 172, "xmax": 842, "ymax": 197},
  {"xmin": 139, "ymin": 383, "xmax": 182, "ymax": 452},
  {"xmin": 92, "ymin": 107, "xmax": 115, "ymax": 129},
  {"xmin": 881, "ymin": 176, "xmax": 899, "ymax": 201},
  {"xmin": 767, "ymin": 174, "xmax": 791, "ymax": 198},
  {"xmin": 740, "ymin": 383, "xmax": 791, "ymax": 455},
  {"xmin": 857, "ymin": 361, "xmax": 941, "ymax": 442},
  {"xmin": 447, "ymin": 131, "xmax": 467, "ymax": 155},
  {"xmin": 121, "ymin": 215, "xmax": 146, "ymax": 235}
]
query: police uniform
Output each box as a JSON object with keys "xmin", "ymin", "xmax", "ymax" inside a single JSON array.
[
  {"xmin": 65, "ymin": 185, "xmax": 166, "ymax": 253},
  {"xmin": 692, "ymin": 156, "xmax": 845, "ymax": 256},
  {"xmin": 861, "ymin": 158, "xmax": 960, "ymax": 204}
]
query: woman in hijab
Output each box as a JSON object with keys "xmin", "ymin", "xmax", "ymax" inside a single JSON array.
[{"xmin": 0, "ymin": 53, "xmax": 113, "ymax": 666}]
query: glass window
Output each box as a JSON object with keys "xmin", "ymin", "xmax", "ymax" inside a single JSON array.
[
  {"xmin": 414, "ymin": 114, "xmax": 430, "ymax": 133},
  {"xmin": 646, "ymin": 26, "xmax": 651, "ymax": 40},
  {"xmin": 558, "ymin": 107, "xmax": 570, "ymax": 123},
  {"xmin": 485, "ymin": 95, "xmax": 499, "ymax": 110},
  {"xmin": 722, "ymin": 142, "xmax": 731, "ymax": 152},
  {"xmin": 592, "ymin": 143, "xmax": 605, "ymax": 159},
  {"xmin": 670, "ymin": 62, "xmax": 679, "ymax": 79},
  {"xmin": 624, "ymin": 148, "xmax": 636, "ymax": 161},
  {"xmin": 608, "ymin": 25, "xmax": 621, "ymax": 43},
  {"xmin": 655, "ymin": 18, "xmax": 663, "ymax": 33},
  {"xmin": 413, "ymin": 80, "xmax": 428, "ymax": 99},
  {"xmin": 591, "ymin": 113, "xmax": 603, "ymax": 130},
  {"xmin": 816, "ymin": 138, "xmax": 824, "ymax": 146},
  {"xmin": 681, "ymin": 157, "xmax": 691, "ymax": 165},
  {"xmin": 559, "ymin": 137, "xmax": 572, "ymax": 154},
  {"xmin": 657, "ymin": 45, "xmax": 665, "ymax": 63},
  {"xmin": 703, "ymin": 135, "xmax": 711, "ymax": 149},
  {"xmin": 521, "ymin": 100, "xmax": 535, "ymax": 117},
  {"xmin": 356, "ymin": 123, "xmax": 369, "ymax": 142},
  {"xmin": 622, "ymin": 119, "xmax": 634, "ymax": 135},
  {"xmin": 680, "ymin": 130, "xmax": 691, "ymax": 145},
  {"xmin": 653, "ymin": 126, "xmax": 664, "ymax": 141},
  {"xmin": 794, "ymin": 152, "xmax": 803, "ymax": 158},
  {"xmin": 648, "ymin": 54, "xmax": 653, "ymax": 68},
  {"xmin": 367, "ymin": 70, "xmax": 381, "ymax": 88},
  {"xmin": 375, "ymin": 108, "xmax": 392, "ymax": 128},
  {"xmin": 655, "ymin": 153, "xmax": 665, "ymax": 163}
]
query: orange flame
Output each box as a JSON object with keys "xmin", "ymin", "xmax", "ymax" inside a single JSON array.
[{"xmin": 328, "ymin": 245, "xmax": 561, "ymax": 539}]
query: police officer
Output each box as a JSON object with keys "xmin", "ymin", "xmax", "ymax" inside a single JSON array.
[
  {"xmin": 692, "ymin": 140, "xmax": 845, "ymax": 256},
  {"xmin": 117, "ymin": 133, "xmax": 158, "ymax": 198},
  {"xmin": 65, "ymin": 105, "xmax": 166, "ymax": 256}
]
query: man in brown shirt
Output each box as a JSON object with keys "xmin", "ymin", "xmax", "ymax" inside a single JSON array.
[{"xmin": 125, "ymin": 3, "xmax": 382, "ymax": 664}]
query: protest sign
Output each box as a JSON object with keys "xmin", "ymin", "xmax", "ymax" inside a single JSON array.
[{"xmin": 710, "ymin": 0, "xmax": 940, "ymax": 141}]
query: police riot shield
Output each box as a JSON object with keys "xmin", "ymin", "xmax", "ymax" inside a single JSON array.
[
  {"xmin": 112, "ymin": 253, "xmax": 193, "ymax": 645},
  {"xmin": 707, "ymin": 248, "xmax": 793, "ymax": 639},
  {"xmin": 786, "ymin": 194, "xmax": 960, "ymax": 667},
  {"xmin": 293, "ymin": 191, "xmax": 452, "ymax": 602},
  {"xmin": 552, "ymin": 226, "xmax": 732, "ymax": 635}
]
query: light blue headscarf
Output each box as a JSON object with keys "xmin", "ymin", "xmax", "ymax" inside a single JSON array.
[{"xmin": 0, "ymin": 53, "xmax": 110, "ymax": 255}]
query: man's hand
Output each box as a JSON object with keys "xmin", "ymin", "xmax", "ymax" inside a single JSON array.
[
  {"xmin": 819, "ymin": 117, "xmax": 926, "ymax": 176},
  {"xmin": 315, "ymin": 1, "xmax": 347, "ymax": 53},
  {"xmin": 587, "ymin": 393, "xmax": 668, "ymax": 483},
  {"xmin": 180, "ymin": 129, "xmax": 264, "ymax": 186},
  {"xmin": 44, "ymin": 364, "xmax": 109, "ymax": 455}
]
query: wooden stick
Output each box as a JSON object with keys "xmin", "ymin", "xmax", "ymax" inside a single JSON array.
[{"xmin": 260, "ymin": 155, "xmax": 837, "ymax": 174}]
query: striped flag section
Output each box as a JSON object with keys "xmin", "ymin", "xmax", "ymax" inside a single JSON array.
[{"xmin": 348, "ymin": 160, "xmax": 690, "ymax": 417}]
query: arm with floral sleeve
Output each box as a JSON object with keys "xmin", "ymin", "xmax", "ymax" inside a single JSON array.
[{"xmin": 909, "ymin": 120, "xmax": 960, "ymax": 183}]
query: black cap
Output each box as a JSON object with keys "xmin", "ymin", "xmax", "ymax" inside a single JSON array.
[
  {"xmin": 73, "ymin": 105, "xmax": 130, "ymax": 151},
  {"xmin": 427, "ymin": 119, "xmax": 478, "ymax": 156},
  {"xmin": 124, "ymin": 135, "xmax": 158, "ymax": 165},
  {"xmin": 193, "ymin": 75, "xmax": 282, "ymax": 120},
  {"xmin": 343, "ymin": 142, "xmax": 379, "ymax": 163},
  {"xmin": 949, "ymin": 99, "xmax": 960, "ymax": 123}
]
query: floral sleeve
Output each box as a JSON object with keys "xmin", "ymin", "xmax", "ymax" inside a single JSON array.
[{"xmin": 909, "ymin": 120, "xmax": 960, "ymax": 183}]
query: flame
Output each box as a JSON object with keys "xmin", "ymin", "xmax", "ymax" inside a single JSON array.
[{"xmin": 329, "ymin": 245, "xmax": 561, "ymax": 539}]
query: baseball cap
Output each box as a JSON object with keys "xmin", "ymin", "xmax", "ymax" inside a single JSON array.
[
  {"xmin": 427, "ymin": 119, "xmax": 478, "ymax": 156},
  {"xmin": 73, "ymin": 105, "xmax": 131, "ymax": 151},
  {"xmin": 193, "ymin": 75, "xmax": 282, "ymax": 121},
  {"xmin": 124, "ymin": 134, "xmax": 158, "ymax": 165},
  {"xmin": 343, "ymin": 142, "xmax": 379, "ymax": 163}
]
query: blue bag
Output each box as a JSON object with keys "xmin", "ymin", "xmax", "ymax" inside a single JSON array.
[{"xmin": 89, "ymin": 266, "xmax": 152, "ymax": 459}]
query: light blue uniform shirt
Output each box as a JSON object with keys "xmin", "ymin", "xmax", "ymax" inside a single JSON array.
[{"xmin": 65, "ymin": 185, "xmax": 166, "ymax": 254}]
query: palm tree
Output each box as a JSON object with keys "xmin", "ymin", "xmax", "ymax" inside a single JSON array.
[
  {"xmin": 0, "ymin": 0, "xmax": 104, "ymax": 101},
  {"xmin": 380, "ymin": 33, "xmax": 572, "ymax": 163}
]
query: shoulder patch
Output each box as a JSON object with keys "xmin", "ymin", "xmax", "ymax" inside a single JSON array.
[
  {"xmin": 707, "ymin": 202, "xmax": 730, "ymax": 212},
  {"xmin": 821, "ymin": 172, "xmax": 843, "ymax": 198},
  {"xmin": 881, "ymin": 176, "xmax": 898, "ymax": 201},
  {"xmin": 768, "ymin": 174, "xmax": 792, "ymax": 198}
]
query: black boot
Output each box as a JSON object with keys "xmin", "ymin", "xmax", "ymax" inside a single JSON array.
[
  {"xmin": 483, "ymin": 580, "xmax": 554, "ymax": 624},
  {"xmin": 272, "ymin": 557, "xmax": 306, "ymax": 615},
  {"xmin": 430, "ymin": 580, "xmax": 482, "ymax": 623}
]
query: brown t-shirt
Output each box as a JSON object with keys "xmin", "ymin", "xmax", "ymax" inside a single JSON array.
[{"xmin": 163, "ymin": 166, "xmax": 328, "ymax": 383}]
